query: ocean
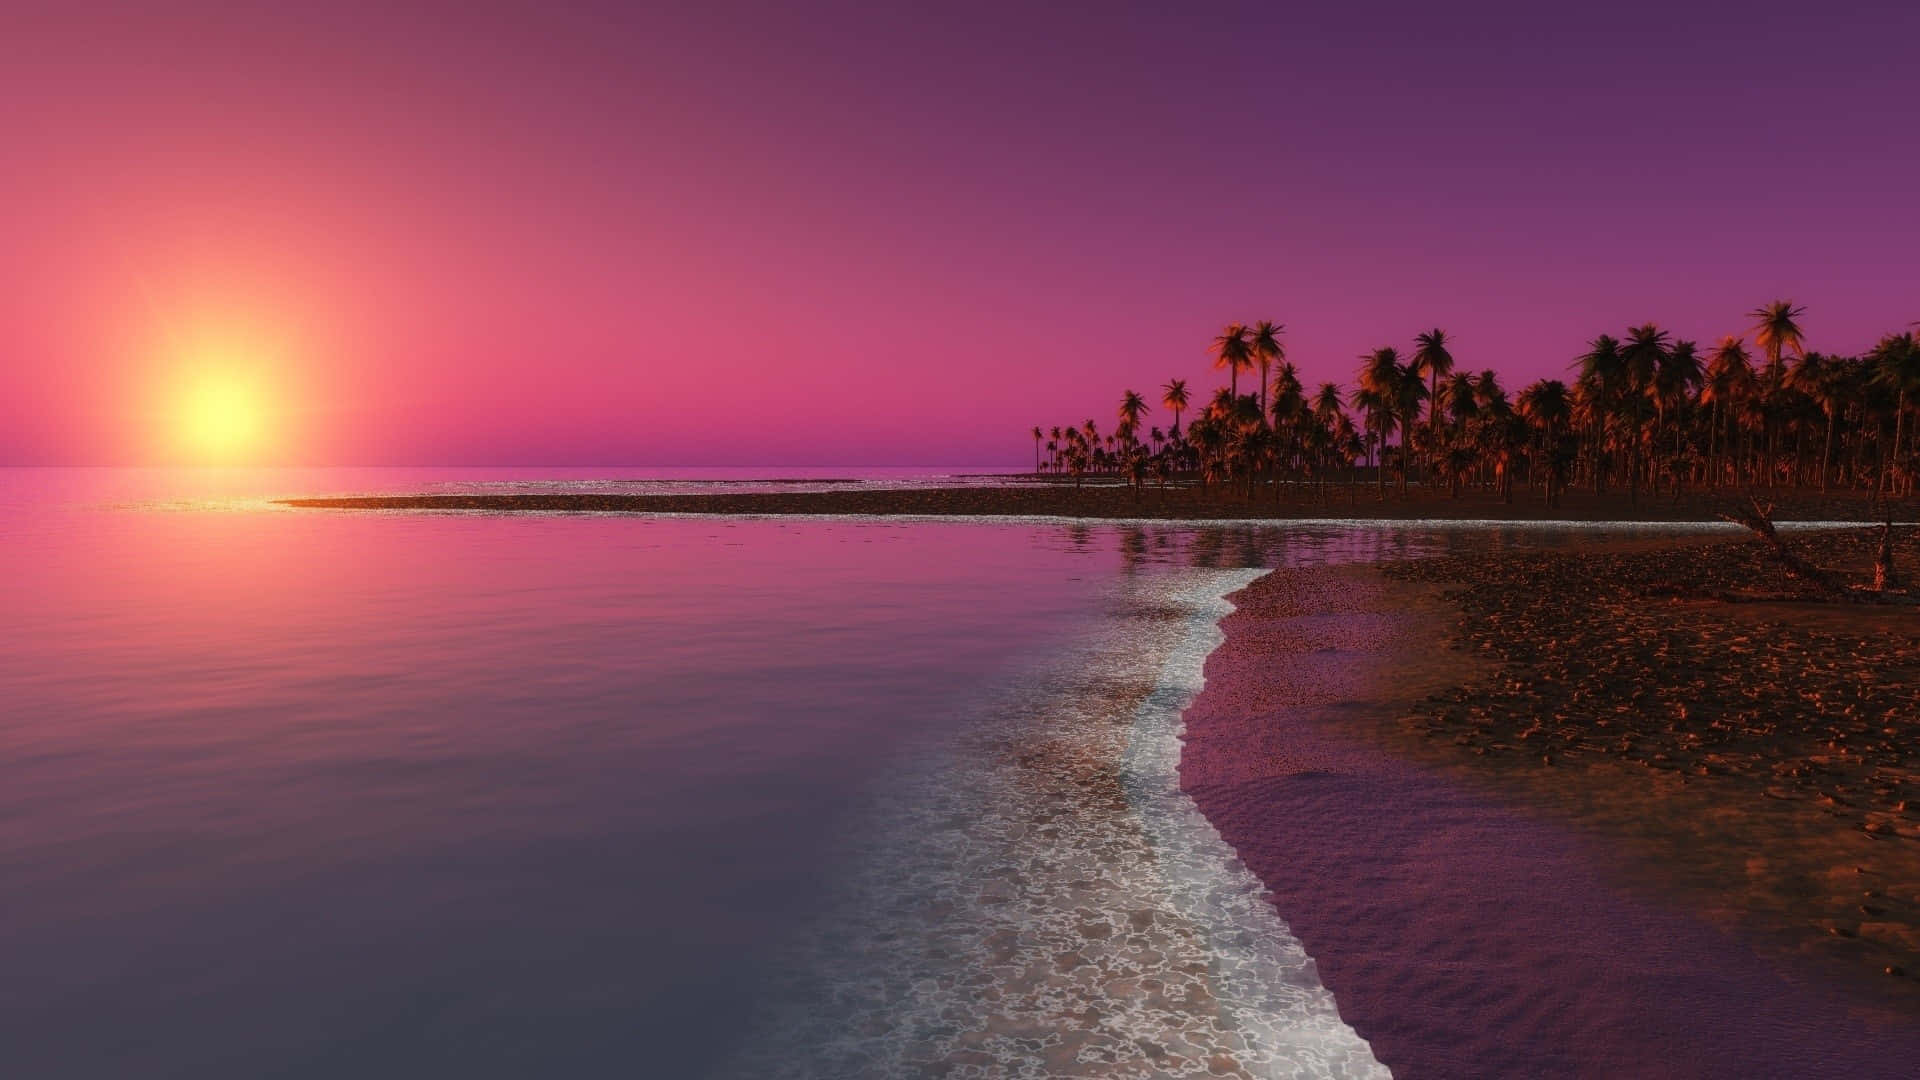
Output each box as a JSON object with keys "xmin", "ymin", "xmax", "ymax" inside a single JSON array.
[{"xmin": 0, "ymin": 466, "xmax": 1537, "ymax": 1077}]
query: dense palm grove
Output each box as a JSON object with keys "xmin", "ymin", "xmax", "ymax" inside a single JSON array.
[{"xmin": 1029, "ymin": 303, "xmax": 1920, "ymax": 505}]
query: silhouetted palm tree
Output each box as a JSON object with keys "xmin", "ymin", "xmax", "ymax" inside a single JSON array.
[
  {"xmin": 1311, "ymin": 381, "xmax": 1347, "ymax": 497},
  {"xmin": 1751, "ymin": 300, "xmax": 1807, "ymax": 487},
  {"xmin": 1356, "ymin": 348, "xmax": 1406, "ymax": 500},
  {"xmin": 1027, "ymin": 309, "xmax": 1918, "ymax": 507},
  {"xmin": 1210, "ymin": 324, "xmax": 1253, "ymax": 402},
  {"xmin": 1162, "ymin": 379, "xmax": 1190, "ymax": 435},
  {"xmin": 1785, "ymin": 352, "xmax": 1842, "ymax": 491},
  {"xmin": 1871, "ymin": 331, "xmax": 1920, "ymax": 495},
  {"xmin": 1411, "ymin": 328, "xmax": 1454, "ymax": 481},
  {"xmin": 1517, "ymin": 379, "xmax": 1571, "ymax": 506},
  {"xmin": 1250, "ymin": 321, "xmax": 1285, "ymax": 417},
  {"xmin": 1651, "ymin": 339, "xmax": 1701, "ymax": 494},
  {"xmin": 1574, "ymin": 334, "xmax": 1625, "ymax": 494},
  {"xmin": 1701, "ymin": 336, "xmax": 1754, "ymax": 488}
]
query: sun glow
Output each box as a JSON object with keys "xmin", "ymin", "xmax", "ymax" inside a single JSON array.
[
  {"xmin": 152, "ymin": 320, "xmax": 297, "ymax": 464},
  {"xmin": 177, "ymin": 372, "xmax": 268, "ymax": 461}
]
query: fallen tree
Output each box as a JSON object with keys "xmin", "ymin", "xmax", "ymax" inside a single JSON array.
[{"xmin": 1716, "ymin": 498, "xmax": 1848, "ymax": 599}]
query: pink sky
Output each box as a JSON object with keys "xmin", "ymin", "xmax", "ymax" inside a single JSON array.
[{"xmin": 3, "ymin": 2, "xmax": 1916, "ymax": 466}]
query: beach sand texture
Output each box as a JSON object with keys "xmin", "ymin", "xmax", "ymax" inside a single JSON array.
[
  {"xmin": 1382, "ymin": 529, "xmax": 1920, "ymax": 989},
  {"xmin": 1181, "ymin": 557, "xmax": 1920, "ymax": 1079}
]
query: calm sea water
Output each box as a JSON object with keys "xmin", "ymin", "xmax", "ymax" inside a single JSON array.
[{"xmin": 0, "ymin": 467, "xmax": 1666, "ymax": 1078}]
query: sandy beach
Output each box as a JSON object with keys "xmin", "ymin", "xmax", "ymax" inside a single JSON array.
[
  {"xmin": 1181, "ymin": 530, "xmax": 1920, "ymax": 1077},
  {"xmin": 281, "ymin": 485, "xmax": 1917, "ymax": 523},
  {"xmin": 281, "ymin": 484, "xmax": 1920, "ymax": 1069}
]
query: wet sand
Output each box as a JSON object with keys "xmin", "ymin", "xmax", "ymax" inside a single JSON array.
[
  {"xmin": 1383, "ymin": 528, "xmax": 1920, "ymax": 987},
  {"xmin": 727, "ymin": 569, "xmax": 1383, "ymax": 1078},
  {"xmin": 281, "ymin": 486, "xmax": 1916, "ymax": 523},
  {"xmin": 1180, "ymin": 541, "xmax": 1920, "ymax": 1077}
]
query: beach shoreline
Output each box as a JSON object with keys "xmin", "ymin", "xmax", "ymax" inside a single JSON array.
[
  {"xmin": 278, "ymin": 485, "xmax": 1917, "ymax": 524},
  {"xmin": 724, "ymin": 566, "xmax": 1389, "ymax": 1078},
  {"xmin": 1178, "ymin": 535, "xmax": 1920, "ymax": 1077}
]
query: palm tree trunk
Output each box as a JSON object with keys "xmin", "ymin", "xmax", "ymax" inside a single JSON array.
[
  {"xmin": 1822, "ymin": 408, "xmax": 1835, "ymax": 493},
  {"xmin": 1429, "ymin": 371, "xmax": 1440, "ymax": 488},
  {"xmin": 1707, "ymin": 401, "xmax": 1719, "ymax": 490},
  {"xmin": 1591, "ymin": 419, "xmax": 1603, "ymax": 495},
  {"xmin": 1673, "ymin": 421, "xmax": 1684, "ymax": 499},
  {"xmin": 1397, "ymin": 421, "xmax": 1409, "ymax": 498},
  {"xmin": 1374, "ymin": 426, "xmax": 1386, "ymax": 501},
  {"xmin": 1765, "ymin": 396, "xmax": 1777, "ymax": 489},
  {"xmin": 1887, "ymin": 391, "xmax": 1908, "ymax": 496}
]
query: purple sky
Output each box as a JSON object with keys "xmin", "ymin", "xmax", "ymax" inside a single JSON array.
[{"xmin": 3, "ymin": 1, "xmax": 1916, "ymax": 465}]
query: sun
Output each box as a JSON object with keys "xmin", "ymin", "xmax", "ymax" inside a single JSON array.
[
  {"xmin": 136, "ymin": 299, "xmax": 309, "ymax": 465},
  {"xmin": 178, "ymin": 373, "xmax": 266, "ymax": 460},
  {"xmin": 161, "ymin": 361, "xmax": 282, "ymax": 464}
]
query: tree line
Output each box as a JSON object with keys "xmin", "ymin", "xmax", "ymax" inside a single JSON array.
[{"xmin": 1029, "ymin": 304, "xmax": 1920, "ymax": 506}]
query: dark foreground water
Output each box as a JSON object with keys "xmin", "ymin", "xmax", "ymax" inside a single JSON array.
[{"xmin": 0, "ymin": 468, "xmax": 1713, "ymax": 1078}]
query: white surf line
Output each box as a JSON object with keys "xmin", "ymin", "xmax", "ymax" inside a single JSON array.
[{"xmin": 1120, "ymin": 569, "xmax": 1393, "ymax": 1080}]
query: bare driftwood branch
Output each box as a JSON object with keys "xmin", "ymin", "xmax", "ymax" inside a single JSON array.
[{"xmin": 1716, "ymin": 497, "xmax": 1847, "ymax": 598}]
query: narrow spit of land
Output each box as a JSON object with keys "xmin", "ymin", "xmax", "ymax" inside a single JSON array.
[{"xmin": 282, "ymin": 486, "xmax": 1916, "ymax": 522}]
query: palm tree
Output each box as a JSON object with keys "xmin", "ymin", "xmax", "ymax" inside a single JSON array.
[
  {"xmin": 1785, "ymin": 352, "xmax": 1841, "ymax": 491},
  {"xmin": 1701, "ymin": 336, "xmax": 1754, "ymax": 488},
  {"xmin": 1311, "ymin": 382, "xmax": 1346, "ymax": 498},
  {"xmin": 1651, "ymin": 339, "xmax": 1701, "ymax": 494},
  {"xmin": 1871, "ymin": 331, "xmax": 1920, "ymax": 495},
  {"xmin": 1264, "ymin": 361, "xmax": 1306, "ymax": 493},
  {"xmin": 1751, "ymin": 300, "xmax": 1807, "ymax": 487},
  {"xmin": 1391, "ymin": 363, "xmax": 1428, "ymax": 494},
  {"xmin": 1574, "ymin": 334, "xmax": 1626, "ymax": 493},
  {"xmin": 1474, "ymin": 387, "xmax": 1523, "ymax": 502},
  {"xmin": 1356, "ymin": 347, "xmax": 1406, "ymax": 500},
  {"xmin": 1614, "ymin": 324, "xmax": 1670, "ymax": 500},
  {"xmin": 1441, "ymin": 371, "xmax": 1477, "ymax": 427},
  {"xmin": 1207, "ymin": 386, "xmax": 1237, "ymax": 423},
  {"xmin": 1162, "ymin": 379, "xmax": 1190, "ymax": 435},
  {"xmin": 1752, "ymin": 300, "xmax": 1808, "ymax": 385},
  {"xmin": 1311, "ymin": 382, "xmax": 1345, "ymax": 422},
  {"xmin": 1621, "ymin": 324, "xmax": 1669, "ymax": 387},
  {"xmin": 1517, "ymin": 379, "xmax": 1572, "ymax": 506},
  {"xmin": 1250, "ymin": 321, "xmax": 1285, "ymax": 417},
  {"xmin": 1411, "ymin": 328, "xmax": 1454, "ymax": 482},
  {"xmin": 1033, "ymin": 307, "xmax": 1920, "ymax": 511},
  {"xmin": 1210, "ymin": 324, "xmax": 1253, "ymax": 402}
]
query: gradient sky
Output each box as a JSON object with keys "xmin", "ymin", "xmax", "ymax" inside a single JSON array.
[{"xmin": 4, "ymin": 1, "xmax": 1916, "ymax": 466}]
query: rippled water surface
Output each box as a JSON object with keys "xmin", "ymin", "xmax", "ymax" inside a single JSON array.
[{"xmin": 3, "ymin": 467, "xmax": 1604, "ymax": 1078}]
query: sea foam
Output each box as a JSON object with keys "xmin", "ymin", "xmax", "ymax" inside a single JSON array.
[{"xmin": 724, "ymin": 567, "xmax": 1385, "ymax": 1078}]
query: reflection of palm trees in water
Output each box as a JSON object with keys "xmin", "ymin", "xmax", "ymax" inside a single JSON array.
[
  {"xmin": 1117, "ymin": 526, "xmax": 1147, "ymax": 573},
  {"xmin": 1051, "ymin": 519, "xmax": 1793, "ymax": 581}
]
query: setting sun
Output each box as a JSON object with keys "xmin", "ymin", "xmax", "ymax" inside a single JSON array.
[
  {"xmin": 177, "ymin": 372, "xmax": 266, "ymax": 461},
  {"xmin": 142, "ymin": 313, "xmax": 303, "ymax": 465}
]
